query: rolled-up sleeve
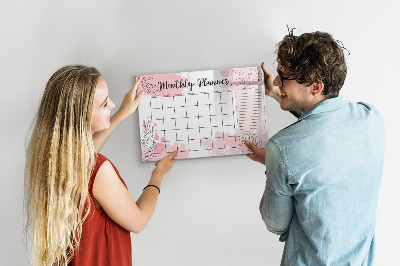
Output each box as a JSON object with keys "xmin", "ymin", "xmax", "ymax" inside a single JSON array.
[{"xmin": 260, "ymin": 139, "xmax": 294, "ymax": 241}]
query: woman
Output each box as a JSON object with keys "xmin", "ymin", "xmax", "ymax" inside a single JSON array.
[{"xmin": 25, "ymin": 65, "xmax": 177, "ymax": 265}]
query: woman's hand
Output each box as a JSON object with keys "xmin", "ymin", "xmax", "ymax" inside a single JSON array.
[
  {"xmin": 115, "ymin": 76, "xmax": 144, "ymax": 120},
  {"xmin": 152, "ymin": 150, "xmax": 178, "ymax": 178},
  {"xmin": 262, "ymin": 62, "xmax": 281, "ymax": 103}
]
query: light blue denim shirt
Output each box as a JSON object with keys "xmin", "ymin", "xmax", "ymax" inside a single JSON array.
[{"xmin": 261, "ymin": 96, "xmax": 385, "ymax": 265}]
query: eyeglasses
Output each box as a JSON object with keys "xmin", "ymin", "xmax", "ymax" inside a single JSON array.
[{"xmin": 277, "ymin": 70, "xmax": 297, "ymax": 86}]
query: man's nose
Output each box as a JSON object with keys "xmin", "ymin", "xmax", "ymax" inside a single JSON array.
[{"xmin": 273, "ymin": 75, "xmax": 280, "ymax": 87}]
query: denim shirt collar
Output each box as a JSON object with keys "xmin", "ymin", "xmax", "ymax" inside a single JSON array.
[{"xmin": 298, "ymin": 95, "xmax": 350, "ymax": 121}]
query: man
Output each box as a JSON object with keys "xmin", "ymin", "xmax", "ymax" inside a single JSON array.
[{"xmin": 245, "ymin": 31, "xmax": 385, "ymax": 265}]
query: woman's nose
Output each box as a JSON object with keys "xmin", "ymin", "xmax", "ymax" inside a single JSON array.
[{"xmin": 109, "ymin": 100, "xmax": 115, "ymax": 109}]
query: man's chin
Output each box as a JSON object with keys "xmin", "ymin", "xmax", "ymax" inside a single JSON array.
[{"xmin": 279, "ymin": 103, "xmax": 290, "ymax": 111}]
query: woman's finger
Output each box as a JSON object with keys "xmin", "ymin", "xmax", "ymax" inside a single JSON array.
[
  {"xmin": 134, "ymin": 91, "xmax": 144, "ymax": 104},
  {"xmin": 130, "ymin": 76, "xmax": 143, "ymax": 96},
  {"xmin": 167, "ymin": 150, "xmax": 178, "ymax": 159}
]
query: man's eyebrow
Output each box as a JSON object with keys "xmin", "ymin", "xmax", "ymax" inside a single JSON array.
[{"xmin": 278, "ymin": 68, "xmax": 292, "ymax": 77}]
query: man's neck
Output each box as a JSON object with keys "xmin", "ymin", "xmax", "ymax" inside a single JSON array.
[{"xmin": 301, "ymin": 95, "xmax": 327, "ymax": 113}]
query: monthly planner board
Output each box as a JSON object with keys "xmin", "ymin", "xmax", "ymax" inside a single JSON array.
[{"xmin": 137, "ymin": 66, "xmax": 268, "ymax": 162}]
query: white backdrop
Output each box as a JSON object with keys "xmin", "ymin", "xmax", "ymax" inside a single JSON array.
[{"xmin": 1, "ymin": 0, "xmax": 399, "ymax": 265}]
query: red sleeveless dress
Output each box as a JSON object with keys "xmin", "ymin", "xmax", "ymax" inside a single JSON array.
[{"xmin": 69, "ymin": 153, "xmax": 132, "ymax": 266}]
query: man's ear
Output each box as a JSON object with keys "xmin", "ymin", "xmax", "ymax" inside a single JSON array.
[{"xmin": 312, "ymin": 82, "xmax": 324, "ymax": 96}]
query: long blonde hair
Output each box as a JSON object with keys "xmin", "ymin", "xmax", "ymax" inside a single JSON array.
[{"xmin": 25, "ymin": 65, "xmax": 101, "ymax": 265}]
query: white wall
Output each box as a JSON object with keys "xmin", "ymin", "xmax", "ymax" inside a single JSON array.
[{"xmin": 1, "ymin": 0, "xmax": 399, "ymax": 265}]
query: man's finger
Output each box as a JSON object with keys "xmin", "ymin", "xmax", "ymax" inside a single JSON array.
[
  {"xmin": 261, "ymin": 62, "xmax": 270, "ymax": 75},
  {"xmin": 246, "ymin": 153, "xmax": 257, "ymax": 161},
  {"xmin": 245, "ymin": 141, "xmax": 258, "ymax": 152}
]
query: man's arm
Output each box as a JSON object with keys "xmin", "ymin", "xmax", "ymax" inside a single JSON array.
[
  {"xmin": 262, "ymin": 62, "xmax": 281, "ymax": 102},
  {"xmin": 260, "ymin": 184, "xmax": 293, "ymax": 238},
  {"xmin": 261, "ymin": 62, "xmax": 302, "ymax": 119},
  {"xmin": 259, "ymin": 140, "xmax": 294, "ymax": 240},
  {"xmin": 245, "ymin": 138, "xmax": 294, "ymax": 239}
]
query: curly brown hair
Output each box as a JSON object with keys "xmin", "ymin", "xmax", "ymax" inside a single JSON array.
[{"xmin": 277, "ymin": 30, "xmax": 348, "ymax": 98}]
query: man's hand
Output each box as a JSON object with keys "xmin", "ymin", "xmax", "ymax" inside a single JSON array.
[
  {"xmin": 262, "ymin": 62, "xmax": 281, "ymax": 103},
  {"xmin": 245, "ymin": 141, "xmax": 266, "ymax": 165}
]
